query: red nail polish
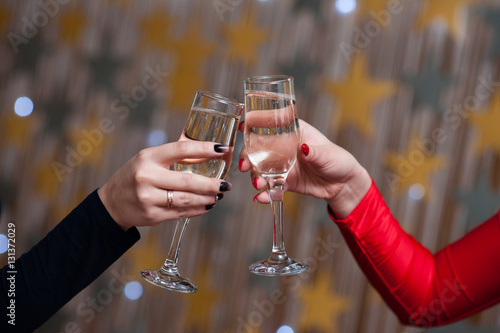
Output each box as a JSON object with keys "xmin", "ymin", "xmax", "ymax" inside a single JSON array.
[
  {"xmin": 238, "ymin": 121, "xmax": 245, "ymax": 133},
  {"xmin": 301, "ymin": 143, "xmax": 310, "ymax": 156},
  {"xmin": 238, "ymin": 158, "xmax": 244, "ymax": 172},
  {"xmin": 253, "ymin": 194, "xmax": 259, "ymax": 202},
  {"xmin": 252, "ymin": 177, "xmax": 259, "ymax": 188}
]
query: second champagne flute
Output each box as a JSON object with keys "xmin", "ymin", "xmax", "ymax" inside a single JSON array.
[
  {"xmin": 244, "ymin": 75, "xmax": 308, "ymax": 276},
  {"xmin": 140, "ymin": 91, "xmax": 243, "ymax": 293}
]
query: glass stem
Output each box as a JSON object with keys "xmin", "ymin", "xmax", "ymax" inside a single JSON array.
[
  {"xmin": 265, "ymin": 176, "xmax": 288, "ymax": 263},
  {"xmin": 161, "ymin": 218, "xmax": 190, "ymax": 275}
]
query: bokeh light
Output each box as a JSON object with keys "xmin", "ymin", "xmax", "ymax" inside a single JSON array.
[
  {"xmin": 409, "ymin": 183, "xmax": 425, "ymax": 200},
  {"xmin": 0, "ymin": 235, "xmax": 9, "ymax": 254},
  {"xmin": 14, "ymin": 96, "xmax": 34, "ymax": 117},
  {"xmin": 335, "ymin": 0, "xmax": 356, "ymax": 14},
  {"xmin": 277, "ymin": 325, "xmax": 294, "ymax": 333},
  {"xmin": 124, "ymin": 281, "xmax": 143, "ymax": 300},
  {"xmin": 147, "ymin": 129, "xmax": 168, "ymax": 147}
]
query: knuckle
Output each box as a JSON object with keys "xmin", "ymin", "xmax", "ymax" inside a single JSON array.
[
  {"xmin": 133, "ymin": 168, "xmax": 149, "ymax": 185},
  {"xmin": 177, "ymin": 207, "xmax": 189, "ymax": 219},
  {"xmin": 136, "ymin": 188, "xmax": 151, "ymax": 204},
  {"xmin": 135, "ymin": 148, "xmax": 151, "ymax": 163},
  {"xmin": 132, "ymin": 151, "xmax": 153, "ymax": 185},
  {"xmin": 177, "ymin": 192, "xmax": 191, "ymax": 206}
]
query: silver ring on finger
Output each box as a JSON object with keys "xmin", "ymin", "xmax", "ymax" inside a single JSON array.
[{"xmin": 167, "ymin": 190, "xmax": 174, "ymax": 208}]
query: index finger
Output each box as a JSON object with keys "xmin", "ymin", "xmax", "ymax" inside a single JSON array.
[
  {"xmin": 147, "ymin": 140, "xmax": 229, "ymax": 165},
  {"xmin": 244, "ymin": 105, "xmax": 296, "ymax": 129}
]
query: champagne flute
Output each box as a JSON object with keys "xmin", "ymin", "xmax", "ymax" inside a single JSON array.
[
  {"xmin": 140, "ymin": 91, "xmax": 243, "ymax": 293},
  {"xmin": 243, "ymin": 75, "xmax": 308, "ymax": 276}
]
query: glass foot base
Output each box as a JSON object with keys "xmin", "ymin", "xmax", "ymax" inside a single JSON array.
[
  {"xmin": 249, "ymin": 257, "xmax": 308, "ymax": 276},
  {"xmin": 140, "ymin": 269, "xmax": 198, "ymax": 293}
]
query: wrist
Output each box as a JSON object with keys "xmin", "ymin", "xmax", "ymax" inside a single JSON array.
[
  {"xmin": 326, "ymin": 166, "xmax": 371, "ymax": 219},
  {"xmin": 97, "ymin": 187, "xmax": 129, "ymax": 231}
]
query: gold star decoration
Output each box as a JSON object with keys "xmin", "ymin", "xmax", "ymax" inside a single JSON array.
[
  {"xmin": 65, "ymin": 114, "xmax": 113, "ymax": 169},
  {"xmin": 140, "ymin": 9, "xmax": 173, "ymax": 51},
  {"xmin": 167, "ymin": 21, "xmax": 216, "ymax": 110},
  {"xmin": 34, "ymin": 152, "xmax": 64, "ymax": 199},
  {"xmin": 167, "ymin": 71, "xmax": 203, "ymax": 114},
  {"xmin": 324, "ymin": 54, "xmax": 395, "ymax": 138},
  {"xmin": 297, "ymin": 270, "xmax": 352, "ymax": 332},
  {"xmin": 355, "ymin": 0, "xmax": 390, "ymax": 21},
  {"xmin": 414, "ymin": 0, "xmax": 477, "ymax": 40},
  {"xmin": 57, "ymin": 8, "xmax": 87, "ymax": 45},
  {"xmin": 221, "ymin": 9, "xmax": 268, "ymax": 66},
  {"xmin": 182, "ymin": 263, "xmax": 220, "ymax": 331},
  {"xmin": 284, "ymin": 191, "xmax": 301, "ymax": 220},
  {"xmin": 385, "ymin": 135, "xmax": 447, "ymax": 198},
  {"xmin": 0, "ymin": 112, "xmax": 38, "ymax": 148},
  {"xmin": 467, "ymin": 91, "xmax": 500, "ymax": 156},
  {"xmin": 172, "ymin": 22, "xmax": 215, "ymax": 70}
]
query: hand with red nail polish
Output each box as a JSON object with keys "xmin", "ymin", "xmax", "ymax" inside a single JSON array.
[
  {"xmin": 238, "ymin": 120, "xmax": 245, "ymax": 133},
  {"xmin": 301, "ymin": 143, "xmax": 309, "ymax": 156},
  {"xmin": 238, "ymin": 119, "xmax": 371, "ymax": 218},
  {"xmin": 241, "ymin": 118, "xmax": 500, "ymax": 328}
]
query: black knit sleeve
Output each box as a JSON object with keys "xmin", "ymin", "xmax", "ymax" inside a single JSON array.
[{"xmin": 0, "ymin": 190, "xmax": 140, "ymax": 332}]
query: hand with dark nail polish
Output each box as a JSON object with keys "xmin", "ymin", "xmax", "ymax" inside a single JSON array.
[
  {"xmin": 219, "ymin": 182, "xmax": 232, "ymax": 192},
  {"xmin": 214, "ymin": 144, "xmax": 230, "ymax": 153}
]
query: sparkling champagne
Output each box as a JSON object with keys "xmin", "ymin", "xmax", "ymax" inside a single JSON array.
[
  {"xmin": 244, "ymin": 92, "xmax": 300, "ymax": 176},
  {"xmin": 175, "ymin": 107, "xmax": 239, "ymax": 179}
]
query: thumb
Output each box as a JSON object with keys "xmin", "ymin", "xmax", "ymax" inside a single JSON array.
[
  {"xmin": 297, "ymin": 143, "xmax": 316, "ymax": 163},
  {"xmin": 297, "ymin": 142, "xmax": 333, "ymax": 171}
]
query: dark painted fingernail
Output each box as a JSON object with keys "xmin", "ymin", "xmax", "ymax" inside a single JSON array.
[
  {"xmin": 206, "ymin": 203, "xmax": 216, "ymax": 210},
  {"xmin": 214, "ymin": 144, "xmax": 229, "ymax": 153},
  {"xmin": 301, "ymin": 143, "xmax": 310, "ymax": 156},
  {"xmin": 216, "ymin": 193, "xmax": 224, "ymax": 201},
  {"xmin": 238, "ymin": 158, "xmax": 244, "ymax": 172},
  {"xmin": 238, "ymin": 121, "xmax": 245, "ymax": 132},
  {"xmin": 219, "ymin": 182, "xmax": 232, "ymax": 191}
]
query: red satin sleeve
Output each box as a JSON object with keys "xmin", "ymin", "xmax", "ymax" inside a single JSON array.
[{"xmin": 330, "ymin": 179, "xmax": 500, "ymax": 327}]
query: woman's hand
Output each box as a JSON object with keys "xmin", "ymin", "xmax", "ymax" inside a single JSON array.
[
  {"xmin": 239, "ymin": 119, "xmax": 371, "ymax": 219},
  {"xmin": 98, "ymin": 141, "xmax": 232, "ymax": 230}
]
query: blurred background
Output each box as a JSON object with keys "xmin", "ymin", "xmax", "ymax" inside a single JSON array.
[{"xmin": 1, "ymin": 0, "xmax": 500, "ymax": 332}]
